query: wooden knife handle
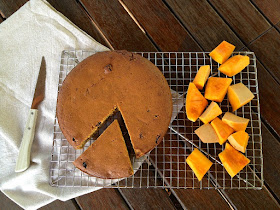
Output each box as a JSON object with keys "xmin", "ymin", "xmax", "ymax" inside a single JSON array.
[{"xmin": 15, "ymin": 109, "xmax": 38, "ymax": 172}]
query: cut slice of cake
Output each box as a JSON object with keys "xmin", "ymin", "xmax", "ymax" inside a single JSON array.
[{"xmin": 73, "ymin": 120, "xmax": 133, "ymax": 179}]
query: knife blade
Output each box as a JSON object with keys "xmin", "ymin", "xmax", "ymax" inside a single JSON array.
[{"xmin": 15, "ymin": 57, "xmax": 46, "ymax": 172}]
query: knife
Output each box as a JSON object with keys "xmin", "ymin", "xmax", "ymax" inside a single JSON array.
[{"xmin": 15, "ymin": 57, "xmax": 46, "ymax": 172}]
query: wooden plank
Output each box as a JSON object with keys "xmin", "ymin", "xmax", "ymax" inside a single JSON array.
[
  {"xmin": 256, "ymin": 60, "xmax": 280, "ymax": 137},
  {"xmin": 262, "ymin": 123, "xmax": 280, "ymax": 199},
  {"xmin": 224, "ymin": 188, "xmax": 279, "ymax": 209},
  {"xmin": 0, "ymin": 191, "xmax": 22, "ymax": 210},
  {"xmin": 172, "ymin": 189, "xmax": 231, "ymax": 210},
  {"xmin": 164, "ymin": 0, "xmax": 244, "ymax": 51},
  {"xmin": 0, "ymin": 0, "xmax": 27, "ymax": 18},
  {"xmin": 118, "ymin": 169, "xmax": 176, "ymax": 210},
  {"xmin": 75, "ymin": 189, "xmax": 129, "ymax": 210},
  {"xmin": 78, "ymin": 0, "xmax": 157, "ymax": 51},
  {"xmin": 119, "ymin": 188, "xmax": 176, "ymax": 210},
  {"xmin": 209, "ymin": 0, "xmax": 271, "ymax": 44},
  {"xmin": 252, "ymin": 0, "xmax": 280, "ymax": 24},
  {"xmin": 121, "ymin": 0, "xmax": 201, "ymax": 51},
  {"xmin": 47, "ymin": 0, "xmax": 108, "ymax": 47},
  {"xmin": 249, "ymin": 27, "xmax": 280, "ymax": 90},
  {"xmin": 40, "ymin": 199, "xmax": 79, "ymax": 210}
]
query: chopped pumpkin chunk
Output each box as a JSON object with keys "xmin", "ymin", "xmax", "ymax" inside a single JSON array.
[
  {"xmin": 227, "ymin": 83, "xmax": 254, "ymax": 112},
  {"xmin": 218, "ymin": 55, "xmax": 250, "ymax": 77},
  {"xmin": 186, "ymin": 82, "xmax": 208, "ymax": 122},
  {"xmin": 199, "ymin": 102, "xmax": 222, "ymax": 124},
  {"xmin": 228, "ymin": 131, "xmax": 249, "ymax": 153},
  {"xmin": 193, "ymin": 65, "xmax": 211, "ymax": 90},
  {"xmin": 211, "ymin": 117, "xmax": 234, "ymax": 145},
  {"xmin": 205, "ymin": 77, "xmax": 232, "ymax": 102},
  {"xmin": 209, "ymin": 41, "xmax": 235, "ymax": 64},
  {"xmin": 186, "ymin": 148, "xmax": 213, "ymax": 181},
  {"xmin": 219, "ymin": 143, "xmax": 250, "ymax": 177},
  {"xmin": 222, "ymin": 112, "xmax": 249, "ymax": 131}
]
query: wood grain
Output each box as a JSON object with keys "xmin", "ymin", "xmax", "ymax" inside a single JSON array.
[
  {"xmin": 40, "ymin": 199, "xmax": 79, "ymax": 210},
  {"xmin": 256, "ymin": 60, "xmax": 280, "ymax": 137},
  {"xmin": 249, "ymin": 28, "xmax": 280, "ymax": 86},
  {"xmin": 122, "ymin": 0, "xmax": 201, "ymax": 51},
  {"xmin": 252, "ymin": 0, "xmax": 280, "ymax": 24},
  {"xmin": 117, "ymin": 167, "xmax": 176, "ymax": 209},
  {"xmin": 164, "ymin": 0, "xmax": 244, "ymax": 51},
  {"xmin": 0, "ymin": 0, "xmax": 27, "ymax": 17},
  {"xmin": 119, "ymin": 188, "xmax": 176, "ymax": 210},
  {"xmin": 78, "ymin": 0, "xmax": 157, "ymax": 51},
  {"xmin": 224, "ymin": 188, "xmax": 280, "ymax": 209},
  {"xmin": 0, "ymin": 191, "xmax": 22, "ymax": 210},
  {"xmin": 172, "ymin": 189, "xmax": 231, "ymax": 210},
  {"xmin": 47, "ymin": 0, "xmax": 108, "ymax": 47},
  {"xmin": 277, "ymin": 22, "xmax": 280, "ymax": 30},
  {"xmin": 75, "ymin": 189, "xmax": 129, "ymax": 210},
  {"xmin": 209, "ymin": 0, "xmax": 271, "ymax": 44},
  {"xmin": 262, "ymin": 123, "xmax": 280, "ymax": 199}
]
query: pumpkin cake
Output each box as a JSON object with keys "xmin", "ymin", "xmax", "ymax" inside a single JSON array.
[
  {"xmin": 57, "ymin": 50, "xmax": 173, "ymax": 159},
  {"xmin": 73, "ymin": 120, "xmax": 133, "ymax": 179}
]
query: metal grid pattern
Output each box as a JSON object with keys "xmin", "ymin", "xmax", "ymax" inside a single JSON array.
[{"xmin": 49, "ymin": 50, "xmax": 263, "ymax": 189}]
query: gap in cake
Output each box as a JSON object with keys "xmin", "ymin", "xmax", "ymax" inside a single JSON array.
[{"xmin": 86, "ymin": 107, "xmax": 136, "ymax": 161}]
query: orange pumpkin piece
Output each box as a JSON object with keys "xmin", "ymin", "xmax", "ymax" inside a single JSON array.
[
  {"xmin": 211, "ymin": 117, "xmax": 234, "ymax": 145},
  {"xmin": 195, "ymin": 123, "xmax": 219, "ymax": 143},
  {"xmin": 222, "ymin": 112, "xmax": 249, "ymax": 131},
  {"xmin": 186, "ymin": 148, "xmax": 213, "ymax": 181},
  {"xmin": 193, "ymin": 65, "xmax": 211, "ymax": 90},
  {"xmin": 186, "ymin": 82, "xmax": 208, "ymax": 122},
  {"xmin": 228, "ymin": 131, "xmax": 249, "ymax": 153},
  {"xmin": 227, "ymin": 83, "xmax": 255, "ymax": 112},
  {"xmin": 209, "ymin": 41, "xmax": 235, "ymax": 64},
  {"xmin": 218, "ymin": 143, "xmax": 250, "ymax": 177},
  {"xmin": 199, "ymin": 102, "xmax": 222, "ymax": 124},
  {"xmin": 218, "ymin": 55, "xmax": 250, "ymax": 77},
  {"xmin": 204, "ymin": 77, "xmax": 232, "ymax": 102}
]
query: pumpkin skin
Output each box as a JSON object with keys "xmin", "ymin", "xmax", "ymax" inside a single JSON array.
[
  {"xmin": 186, "ymin": 148, "xmax": 213, "ymax": 181},
  {"xmin": 228, "ymin": 131, "xmax": 249, "ymax": 153},
  {"xmin": 209, "ymin": 41, "xmax": 235, "ymax": 64},
  {"xmin": 218, "ymin": 55, "xmax": 250, "ymax": 77},
  {"xmin": 227, "ymin": 83, "xmax": 254, "ymax": 112},
  {"xmin": 219, "ymin": 143, "xmax": 250, "ymax": 178},
  {"xmin": 186, "ymin": 82, "xmax": 208, "ymax": 122},
  {"xmin": 199, "ymin": 101, "xmax": 222, "ymax": 124},
  {"xmin": 211, "ymin": 117, "xmax": 234, "ymax": 145},
  {"xmin": 204, "ymin": 77, "xmax": 232, "ymax": 102},
  {"xmin": 193, "ymin": 65, "xmax": 211, "ymax": 90},
  {"xmin": 222, "ymin": 112, "xmax": 249, "ymax": 131}
]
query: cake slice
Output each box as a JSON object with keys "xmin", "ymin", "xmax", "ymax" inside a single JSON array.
[{"xmin": 73, "ymin": 120, "xmax": 133, "ymax": 179}]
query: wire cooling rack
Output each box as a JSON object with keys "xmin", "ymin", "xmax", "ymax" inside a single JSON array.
[{"xmin": 49, "ymin": 50, "xmax": 263, "ymax": 189}]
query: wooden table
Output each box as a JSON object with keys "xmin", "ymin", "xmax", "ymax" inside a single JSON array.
[{"xmin": 1, "ymin": 0, "xmax": 280, "ymax": 209}]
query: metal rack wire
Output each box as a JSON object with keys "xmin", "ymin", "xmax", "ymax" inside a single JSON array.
[{"xmin": 49, "ymin": 50, "xmax": 263, "ymax": 189}]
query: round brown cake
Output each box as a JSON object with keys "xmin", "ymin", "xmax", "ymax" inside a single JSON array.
[{"xmin": 57, "ymin": 50, "xmax": 172, "ymax": 158}]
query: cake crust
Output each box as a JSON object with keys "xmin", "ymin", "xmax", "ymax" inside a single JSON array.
[
  {"xmin": 73, "ymin": 120, "xmax": 133, "ymax": 179},
  {"xmin": 57, "ymin": 50, "xmax": 173, "ymax": 158}
]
